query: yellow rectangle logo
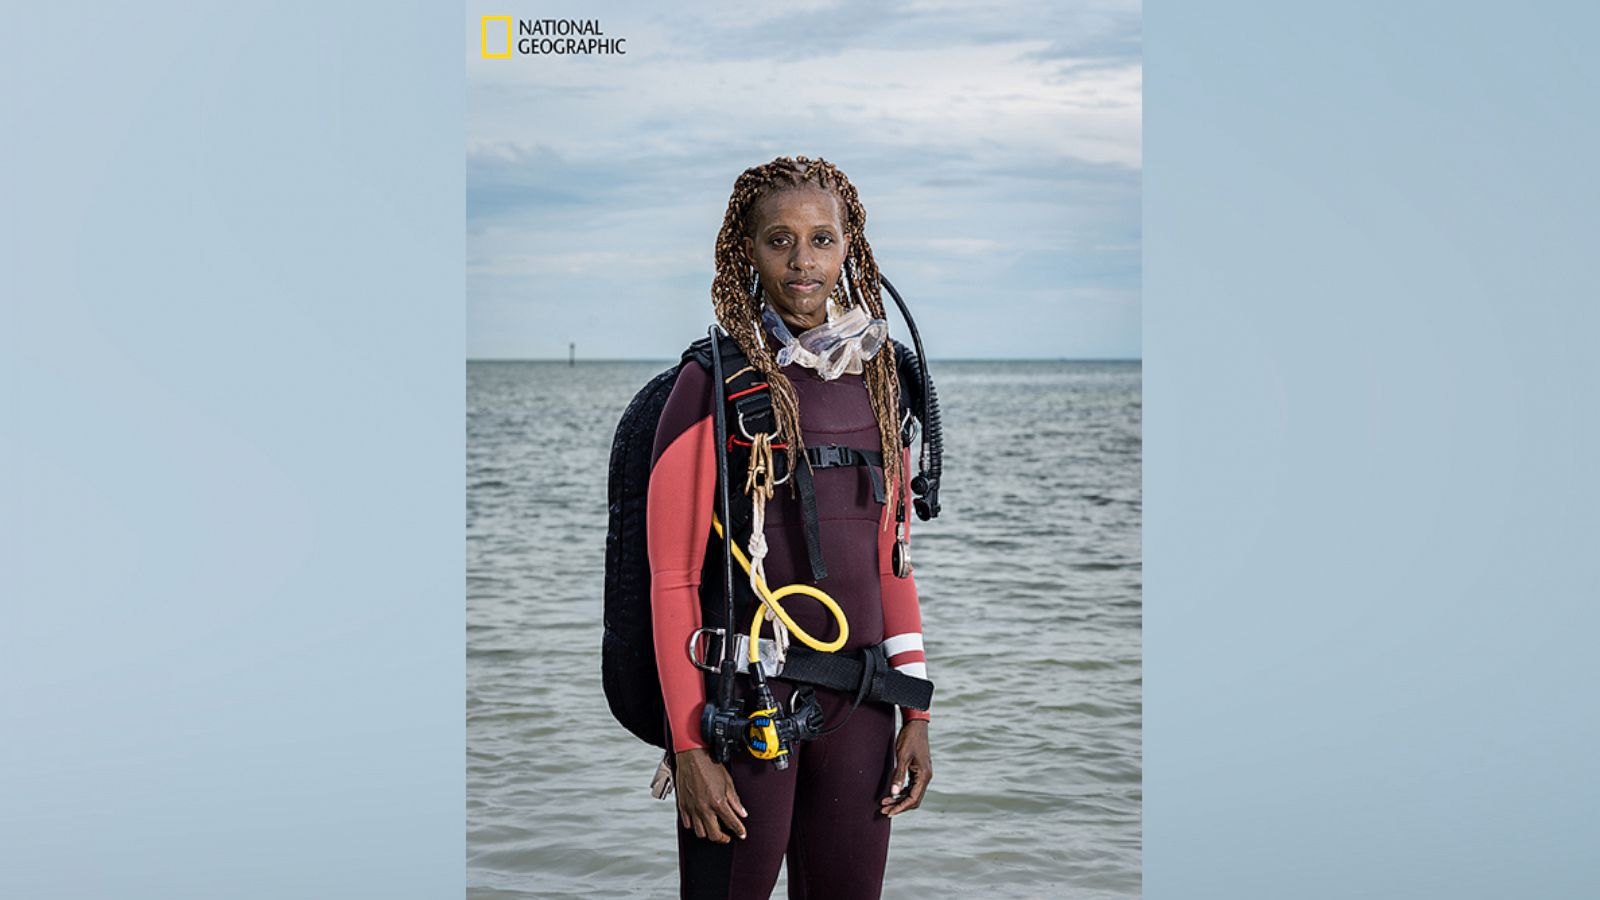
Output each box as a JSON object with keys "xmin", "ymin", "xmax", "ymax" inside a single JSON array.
[{"xmin": 481, "ymin": 16, "xmax": 512, "ymax": 58}]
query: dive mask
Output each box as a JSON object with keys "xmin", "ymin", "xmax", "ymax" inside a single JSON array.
[{"xmin": 762, "ymin": 301, "xmax": 888, "ymax": 381}]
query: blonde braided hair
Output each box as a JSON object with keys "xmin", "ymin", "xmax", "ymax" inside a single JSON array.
[{"xmin": 710, "ymin": 156, "xmax": 903, "ymax": 521}]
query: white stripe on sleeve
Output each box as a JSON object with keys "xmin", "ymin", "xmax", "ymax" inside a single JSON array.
[
  {"xmin": 893, "ymin": 661, "xmax": 928, "ymax": 679},
  {"xmin": 881, "ymin": 632, "xmax": 924, "ymax": 658}
]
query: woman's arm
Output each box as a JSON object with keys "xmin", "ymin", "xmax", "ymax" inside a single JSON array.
[
  {"xmin": 878, "ymin": 447, "xmax": 933, "ymax": 815},
  {"xmin": 879, "ymin": 446, "xmax": 931, "ymax": 725},
  {"xmin": 649, "ymin": 362, "xmax": 751, "ymax": 842},
  {"xmin": 647, "ymin": 362, "xmax": 717, "ymax": 753}
]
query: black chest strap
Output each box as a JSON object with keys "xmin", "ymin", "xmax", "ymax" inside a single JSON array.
[{"xmin": 778, "ymin": 444, "xmax": 886, "ymax": 505}]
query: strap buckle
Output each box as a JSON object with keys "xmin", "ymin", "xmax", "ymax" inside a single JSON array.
[
  {"xmin": 811, "ymin": 445, "xmax": 847, "ymax": 468},
  {"xmin": 688, "ymin": 627, "xmax": 784, "ymax": 678}
]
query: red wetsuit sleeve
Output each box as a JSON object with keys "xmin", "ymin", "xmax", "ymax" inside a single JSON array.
[
  {"xmin": 648, "ymin": 363, "xmax": 717, "ymax": 752},
  {"xmin": 879, "ymin": 446, "xmax": 931, "ymax": 724}
]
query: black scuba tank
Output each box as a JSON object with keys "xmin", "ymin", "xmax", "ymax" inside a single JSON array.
[{"xmin": 601, "ymin": 360, "xmax": 689, "ymax": 749}]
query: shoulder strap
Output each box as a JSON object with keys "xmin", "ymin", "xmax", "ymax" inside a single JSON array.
[
  {"xmin": 681, "ymin": 335, "xmax": 715, "ymax": 369},
  {"xmin": 682, "ymin": 333, "xmax": 828, "ymax": 583}
]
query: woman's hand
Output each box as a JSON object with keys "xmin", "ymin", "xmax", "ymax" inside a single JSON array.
[
  {"xmin": 879, "ymin": 719, "xmax": 932, "ymax": 817},
  {"xmin": 674, "ymin": 748, "xmax": 748, "ymax": 843}
]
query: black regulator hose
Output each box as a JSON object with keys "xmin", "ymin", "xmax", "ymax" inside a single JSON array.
[
  {"xmin": 879, "ymin": 275, "xmax": 942, "ymax": 521},
  {"xmin": 912, "ymin": 369, "xmax": 943, "ymax": 521},
  {"xmin": 704, "ymin": 324, "xmax": 742, "ymax": 763}
]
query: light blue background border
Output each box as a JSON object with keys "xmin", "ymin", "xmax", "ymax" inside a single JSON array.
[
  {"xmin": 2, "ymin": 3, "xmax": 462, "ymax": 897},
  {"xmin": 1147, "ymin": 3, "xmax": 1599, "ymax": 897},
  {"xmin": 6, "ymin": 2, "xmax": 1598, "ymax": 897}
]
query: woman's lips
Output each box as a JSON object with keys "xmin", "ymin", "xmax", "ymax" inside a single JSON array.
[{"xmin": 786, "ymin": 280, "xmax": 824, "ymax": 293}]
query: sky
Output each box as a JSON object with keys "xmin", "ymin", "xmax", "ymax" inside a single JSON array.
[{"xmin": 466, "ymin": 0, "xmax": 1141, "ymax": 360}]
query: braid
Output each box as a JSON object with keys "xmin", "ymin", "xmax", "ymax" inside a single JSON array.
[{"xmin": 710, "ymin": 156, "xmax": 904, "ymax": 516}]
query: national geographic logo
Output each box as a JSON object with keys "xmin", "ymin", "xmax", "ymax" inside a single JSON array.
[{"xmin": 480, "ymin": 17, "xmax": 627, "ymax": 57}]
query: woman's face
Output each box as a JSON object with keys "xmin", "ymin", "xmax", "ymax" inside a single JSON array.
[{"xmin": 742, "ymin": 188, "xmax": 849, "ymax": 332}]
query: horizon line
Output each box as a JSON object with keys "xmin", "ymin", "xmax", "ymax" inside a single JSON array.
[{"xmin": 467, "ymin": 356, "xmax": 1144, "ymax": 364}]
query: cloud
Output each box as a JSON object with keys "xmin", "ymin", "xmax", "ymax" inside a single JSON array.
[{"xmin": 465, "ymin": 0, "xmax": 1140, "ymax": 359}]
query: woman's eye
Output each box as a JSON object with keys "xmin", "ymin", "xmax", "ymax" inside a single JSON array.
[{"xmin": 815, "ymin": 234, "xmax": 834, "ymax": 245}]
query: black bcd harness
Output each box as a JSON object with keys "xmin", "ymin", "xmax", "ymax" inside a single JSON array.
[{"xmin": 602, "ymin": 278, "xmax": 943, "ymax": 750}]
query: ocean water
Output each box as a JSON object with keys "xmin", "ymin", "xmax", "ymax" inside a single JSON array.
[{"xmin": 468, "ymin": 359, "xmax": 1142, "ymax": 899}]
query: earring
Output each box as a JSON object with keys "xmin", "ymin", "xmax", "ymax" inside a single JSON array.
[{"xmin": 826, "ymin": 280, "xmax": 845, "ymax": 320}]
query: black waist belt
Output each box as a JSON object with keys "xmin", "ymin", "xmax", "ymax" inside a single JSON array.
[{"xmin": 778, "ymin": 644, "xmax": 933, "ymax": 711}]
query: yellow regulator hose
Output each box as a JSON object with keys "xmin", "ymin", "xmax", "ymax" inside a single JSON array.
[{"xmin": 710, "ymin": 514, "xmax": 849, "ymax": 664}]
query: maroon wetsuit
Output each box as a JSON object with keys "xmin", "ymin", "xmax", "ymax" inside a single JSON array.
[{"xmin": 647, "ymin": 358, "xmax": 931, "ymax": 900}]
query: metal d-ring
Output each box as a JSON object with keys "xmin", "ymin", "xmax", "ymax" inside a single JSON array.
[
  {"xmin": 900, "ymin": 407, "xmax": 918, "ymax": 446},
  {"xmin": 736, "ymin": 411, "xmax": 791, "ymax": 485},
  {"xmin": 688, "ymin": 627, "xmax": 723, "ymax": 674}
]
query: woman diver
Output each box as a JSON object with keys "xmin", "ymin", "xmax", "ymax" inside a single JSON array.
[{"xmin": 645, "ymin": 156, "xmax": 935, "ymax": 899}]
